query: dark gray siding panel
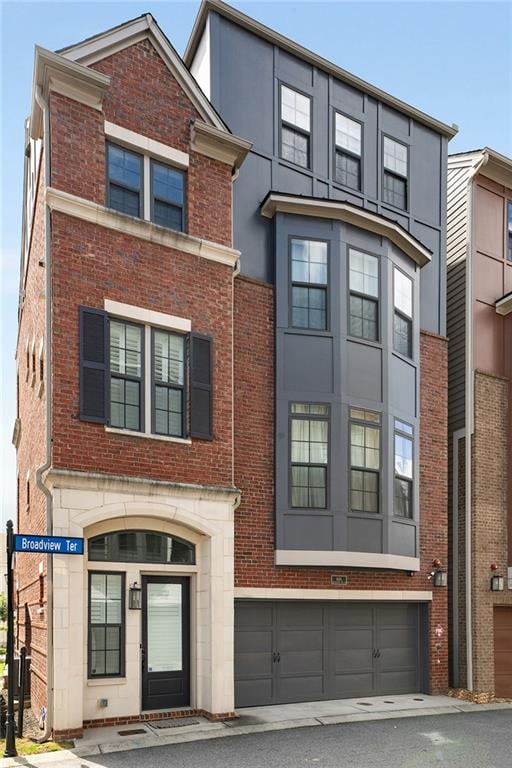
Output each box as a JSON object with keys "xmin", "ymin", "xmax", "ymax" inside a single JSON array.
[
  {"xmin": 233, "ymin": 153, "xmax": 273, "ymax": 281},
  {"xmin": 207, "ymin": 15, "xmax": 448, "ymax": 336},
  {"xmin": 275, "ymin": 214, "xmax": 419, "ymax": 557}
]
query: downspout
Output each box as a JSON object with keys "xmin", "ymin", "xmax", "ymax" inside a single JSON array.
[
  {"xmin": 33, "ymin": 85, "xmax": 54, "ymax": 740},
  {"xmin": 231, "ymin": 167, "xmax": 241, "ymax": 492},
  {"xmin": 464, "ymin": 152, "xmax": 488, "ymax": 692}
]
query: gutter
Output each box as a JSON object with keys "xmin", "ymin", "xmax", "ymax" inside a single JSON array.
[
  {"xmin": 33, "ymin": 85, "xmax": 54, "ymax": 741},
  {"xmin": 464, "ymin": 150, "xmax": 488, "ymax": 691}
]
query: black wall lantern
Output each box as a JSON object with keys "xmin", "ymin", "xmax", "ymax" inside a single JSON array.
[
  {"xmin": 129, "ymin": 582, "xmax": 142, "ymax": 609},
  {"xmin": 490, "ymin": 564, "xmax": 504, "ymax": 592}
]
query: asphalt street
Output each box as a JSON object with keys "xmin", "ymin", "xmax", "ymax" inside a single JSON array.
[{"xmin": 79, "ymin": 710, "xmax": 512, "ymax": 768}]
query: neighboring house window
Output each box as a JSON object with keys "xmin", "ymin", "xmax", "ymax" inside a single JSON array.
[
  {"xmin": 88, "ymin": 572, "xmax": 124, "ymax": 678},
  {"xmin": 290, "ymin": 403, "xmax": 329, "ymax": 508},
  {"xmin": 383, "ymin": 137, "xmax": 408, "ymax": 210},
  {"xmin": 348, "ymin": 249, "xmax": 379, "ymax": 341},
  {"xmin": 394, "ymin": 419, "xmax": 414, "ymax": 518},
  {"xmin": 151, "ymin": 160, "xmax": 185, "ymax": 232},
  {"xmin": 153, "ymin": 330, "xmax": 185, "ymax": 438},
  {"xmin": 393, "ymin": 268, "xmax": 413, "ymax": 357},
  {"xmin": 281, "ymin": 85, "xmax": 311, "ymax": 169},
  {"xmin": 335, "ymin": 113, "xmax": 362, "ymax": 190},
  {"xmin": 110, "ymin": 320, "xmax": 144, "ymax": 432},
  {"xmin": 350, "ymin": 408, "xmax": 380, "ymax": 514},
  {"xmin": 79, "ymin": 307, "xmax": 213, "ymax": 440},
  {"xmin": 290, "ymin": 239, "xmax": 328, "ymax": 330},
  {"xmin": 507, "ymin": 201, "xmax": 512, "ymax": 262},
  {"xmin": 107, "ymin": 143, "xmax": 142, "ymax": 217}
]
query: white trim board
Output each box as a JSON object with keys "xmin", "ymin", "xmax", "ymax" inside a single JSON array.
[
  {"xmin": 234, "ymin": 588, "xmax": 432, "ymax": 602},
  {"xmin": 275, "ymin": 550, "xmax": 420, "ymax": 572},
  {"xmin": 104, "ymin": 122, "xmax": 189, "ymax": 168},
  {"xmin": 45, "ymin": 187, "xmax": 240, "ymax": 268}
]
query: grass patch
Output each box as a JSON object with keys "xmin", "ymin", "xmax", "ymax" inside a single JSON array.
[{"xmin": 0, "ymin": 738, "xmax": 73, "ymax": 755}]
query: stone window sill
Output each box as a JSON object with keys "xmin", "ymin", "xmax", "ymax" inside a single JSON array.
[{"xmin": 105, "ymin": 426, "xmax": 192, "ymax": 445}]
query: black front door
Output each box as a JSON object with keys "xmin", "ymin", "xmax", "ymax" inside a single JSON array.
[{"xmin": 142, "ymin": 576, "xmax": 190, "ymax": 710}]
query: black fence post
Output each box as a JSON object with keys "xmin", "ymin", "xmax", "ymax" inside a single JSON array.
[
  {"xmin": 17, "ymin": 647, "xmax": 26, "ymax": 739},
  {"xmin": 4, "ymin": 520, "xmax": 17, "ymax": 757}
]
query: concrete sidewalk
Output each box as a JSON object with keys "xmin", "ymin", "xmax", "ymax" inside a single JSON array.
[{"xmin": 1, "ymin": 694, "xmax": 511, "ymax": 767}]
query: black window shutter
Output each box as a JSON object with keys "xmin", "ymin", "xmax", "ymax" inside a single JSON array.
[
  {"xmin": 190, "ymin": 333, "xmax": 213, "ymax": 440},
  {"xmin": 79, "ymin": 307, "xmax": 109, "ymax": 423}
]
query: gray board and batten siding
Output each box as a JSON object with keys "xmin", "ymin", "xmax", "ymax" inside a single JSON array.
[
  {"xmin": 274, "ymin": 214, "xmax": 420, "ymax": 558},
  {"xmin": 234, "ymin": 600, "xmax": 427, "ymax": 707},
  {"xmin": 192, "ymin": 8, "xmax": 450, "ymax": 336}
]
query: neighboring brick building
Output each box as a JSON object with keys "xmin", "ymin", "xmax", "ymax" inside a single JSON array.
[
  {"xmin": 447, "ymin": 148, "xmax": 512, "ymax": 697},
  {"xmin": 15, "ymin": 2, "xmax": 458, "ymax": 740}
]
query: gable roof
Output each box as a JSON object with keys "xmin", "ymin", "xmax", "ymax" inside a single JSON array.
[
  {"xmin": 58, "ymin": 13, "xmax": 228, "ymax": 132},
  {"xmin": 185, "ymin": 0, "xmax": 458, "ymax": 140},
  {"xmin": 448, "ymin": 147, "xmax": 512, "ymax": 187}
]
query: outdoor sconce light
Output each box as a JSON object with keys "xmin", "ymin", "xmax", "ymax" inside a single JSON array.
[
  {"xmin": 490, "ymin": 564, "xmax": 504, "ymax": 592},
  {"xmin": 428, "ymin": 559, "xmax": 447, "ymax": 587},
  {"xmin": 129, "ymin": 582, "xmax": 142, "ymax": 609}
]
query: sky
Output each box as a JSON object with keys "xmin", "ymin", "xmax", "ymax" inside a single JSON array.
[{"xmin": 1, "ymin": 0, "xmax": 511, "ymax": 526}]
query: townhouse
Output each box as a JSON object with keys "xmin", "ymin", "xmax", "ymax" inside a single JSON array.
[
  {"xmin": 14, "ymin": 0, "xmax": 458, "ymax": 739},
  {"xmin": 447, "ymin": 148, "xmax": 512, "ymax": 698},
  {"xmin": 185, "ymin": 0, "xmax": 455, "ymax": 708}
]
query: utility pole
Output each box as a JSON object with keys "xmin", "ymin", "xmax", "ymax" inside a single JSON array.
[{"xmin": 4, "ymin": 520, "xmax": 17, "ymax": 757}]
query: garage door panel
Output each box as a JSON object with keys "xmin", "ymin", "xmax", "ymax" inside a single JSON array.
[
  {"xmin": 278, "ymin": 603, "xmax": 324, "ymax": 624},
  {"xmin": 378, "ymin": 668, "xmax": 418, "ymax": 695},
  {"xmin": 235, "ymin": 678, "xmax": 273, "ymax": 708},
  {"xmin": 278, "ymin": 675, "xmax": 325, "ymax": 703},
  {"xmin": 236, "ymin": 603, "xmax": 273, "ymax": 627},
  {"xmin": 331, "ymin": 604, "xmax": 373, "ymax": 626},
  {"xmin": 381, "ymin": 646, "xmax": 417, "ymax": 668},
  {"xmin": 333, "ymin": 627, "xmax": 373, "ymax": 651},
  {"xmin": 380, "ymin": 625, "xmax": 418, "ymax": 648},
  {"xmin": 494, "ymin": 607, "xmax": 512, "ymax": 698},
  {"xmin": 332, "ymin": 672, "xmax": 374, "ymax": 698}
]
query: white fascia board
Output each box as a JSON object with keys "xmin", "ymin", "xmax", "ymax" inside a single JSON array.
[
  {"xmin": 275, "ymin": 549, "xmax": 421, "ymax": 572},
  {"xmin": 496, "ymin": 293, "xmax": 512, "ymax": 316},
  {"xmin": 104, "ymin": 122, "xmax": 189, "ymax": 168},
  {"xmin": 261, "ymin": 194, "xmax": 431, "ymax": 267},
  {"xmin": 234, "ymin": 587, "xmax": 432, "ymax": 601}
]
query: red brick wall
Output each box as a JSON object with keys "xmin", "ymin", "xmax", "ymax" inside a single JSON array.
[
  {"xmin": 50, "ymin": 39, "xmax": 232, "ymax": 247},
  {"xmin": 50, "ymin": 212, "xmax": 234, "ymax": 486},
  {"xmin": 15, "ymin": 157, "xmax": 48, "ymax": 716},
  {"xmin": 233, "ymin": 276, "xmax": 449, "ymax": 692}
]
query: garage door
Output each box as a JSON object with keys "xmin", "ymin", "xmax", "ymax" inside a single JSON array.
[
  {"xmin": 494, "ymin": 607, "xmax": 512, "ymax": 698},
  {"xmin": 235, "ymin": 601, "xmax": 422, "ymax": 707}
]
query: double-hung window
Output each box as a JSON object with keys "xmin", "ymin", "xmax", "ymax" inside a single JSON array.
[
  {"xmin": 335, "ymin": 114, "xmax": 362, "ymax": 191},
  {"xmin": 350, "ymin": 408, "xmax": 380, "ymax": 514},
  {"xmin": 383, "ymin": 137, "xmax": 408, "ymax": 210},
  {"xmin": 107, "ymin": 143, "xmax": 143, "ymax": 218},
  {"xmin": 107, "ymin": 142, "xmax": 186, "ymax": 233},
  {"xmin": 151, "ymin": 161, "xmax": 185, "ymax": 232},
  {"xmin": 79, "ymin": 307, "xmax": 213, "ymax": 440},
  {"xmin": 110, "ymin": 320, "xmax": 143, "ymax": 431},
  {"xmin": 348, "ymin": 249, "xmax": 379, "ymax": 341},
  {"xmin": 290, "ymin": 403, "xmax": 329, "ymax": 508},
  {"xmin": 507, "ymin": 201, "xmax": 512, "ymax": 262},
  {"xmin": 281, "ymin": 85, "xmax": 311, "ymax": 169},
  {"xmin": 393, "ymin": 268, "xmax": 413, "ymax": 357},
  {"xmin": 394, "ymin": 419, "xmax": 413, "ymax": 518},
  {"xmin": 88, "ymin": 572, "xmax": 124, "ymax": 678},
  {"xmin": 290, "ymin": 239, "xmax": 328, "ymax": 330},
  {"xmin": 153, "ymin": 330, "xmax": 185, "ymax": 438}
]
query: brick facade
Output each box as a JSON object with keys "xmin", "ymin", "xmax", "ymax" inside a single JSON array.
[
  {"xmin": 234, "ymin": 275, "xmax": 449, "ymax": 692},
  {"xmin": 471, "ymin": 371, "xmax": 511, "ymax": 694},
  {"xmin": 15, "ymin": 160, "xmax": 48, "ymax": 717}
]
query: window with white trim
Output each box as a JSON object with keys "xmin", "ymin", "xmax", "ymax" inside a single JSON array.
[
  {"xmin": 281, "ymin": 85, "xmax": 311, "ymax": 169},
  {"xmin": 383, "ymin": 137, "xmax": 408, "ymax": 210},
  {"xmin": 349, "ymin": 249, "xmax": 379, "ymax": 341},
  {"xmin": 350, "ymin": 408, "xmax": 380, "ymax": 514},
  {"xmin": 290, "ymin": 403, "xmax": 329, "ymax": 508}
]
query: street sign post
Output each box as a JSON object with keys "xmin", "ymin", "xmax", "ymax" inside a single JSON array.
[{"xmin": 4, "ymin": 523, "xmax": 85, "ymax": 757}]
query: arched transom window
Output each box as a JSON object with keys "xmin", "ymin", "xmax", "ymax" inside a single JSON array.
[{"xmin": 88, "ymin": 530, "xmax": 195, "ymax": 565}]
